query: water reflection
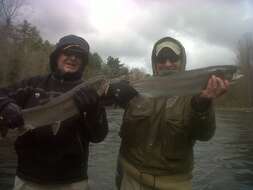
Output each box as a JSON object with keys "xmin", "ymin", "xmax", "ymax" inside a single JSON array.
[{"xmin": 0, "ymin": 109, "xmax": 252, "ymax": 190}]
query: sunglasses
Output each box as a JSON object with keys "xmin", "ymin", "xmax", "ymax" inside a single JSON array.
[
  {"xmin": 157, "ymin": 55, "xmax": 180, "ymax": 65},
  {"xmin": 156, "ymin": 48, "xmax": 180, "ymax": 64}
]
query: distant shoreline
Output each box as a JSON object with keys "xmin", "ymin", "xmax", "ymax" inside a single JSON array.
[{"xmin": 215, "ymin": 107, "xmax": 253, "ymax": 112}]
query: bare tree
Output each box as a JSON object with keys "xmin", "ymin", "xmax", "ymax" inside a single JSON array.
[
  {"xmin": 0, "ymin": 0, "xmax": 24, "ymax": 26},
  {"xmin": 236, "ymin": 33, "xmax": 253, "ymax": 107},
  {"xmin": 129, "ymin": 68, "xmax": 147, "ymax": 82}
]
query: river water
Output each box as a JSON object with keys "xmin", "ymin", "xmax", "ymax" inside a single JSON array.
[{"xmin": 0, "ymin": 109, "xmax": 252, "ymax": 190}]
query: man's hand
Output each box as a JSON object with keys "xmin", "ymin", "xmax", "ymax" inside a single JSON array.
[
  {"xmin": 0, "ymin": 103, "xmax": 24, "ymax": 129},
  {"xmin": 200, "ymin": 75, "xmax": 229, "ymax": 99},
  {"xmin": 73, "ymin": 87, "xmax": 99, "ymax": 113},
  {"xmin": 106, "ymin": 80, "xmax": 138, "ymax": 108}
]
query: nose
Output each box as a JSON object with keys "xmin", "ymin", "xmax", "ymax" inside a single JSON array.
[
  {"xmin": 164, "ymin": 60, "xmax": 173, "ymax": 66},
  {"xmin": 69, "ymin": 55, "xmax": 77, "ymax": 60}
]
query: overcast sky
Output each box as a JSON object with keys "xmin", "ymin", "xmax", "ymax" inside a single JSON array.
[{"xmin": 20, "ymin": 0, "xmax": 253, "ymax": 73}]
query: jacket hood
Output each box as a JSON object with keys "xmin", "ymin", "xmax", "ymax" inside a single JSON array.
[
  {"xmin": 49, "ymin": 35, "xmax": 90, "ymax": 81},
  {"xmin": 151, "ymin": 37, "xmax": 186, "ymax": 76}
]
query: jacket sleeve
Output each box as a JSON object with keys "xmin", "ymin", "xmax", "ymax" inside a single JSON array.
[
  {"xmin": 85, "ymin": 105, "xmax": 108, "ymax": 143},
  {"xmin": 189, "ymin": 96, "xmax": 216, "ymax": 141},
  {"xmin": 0, "ymin": 78, "xmax": 36, "ymax": 111}
]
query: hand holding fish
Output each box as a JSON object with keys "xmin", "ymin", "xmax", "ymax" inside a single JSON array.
[
  {"xmin": 200, "ymin": 75, "xmax": 230, "ymax": 99},
  {"xmin": 0, "ymin": 65, "xmax": 238, "ymax": 138}
]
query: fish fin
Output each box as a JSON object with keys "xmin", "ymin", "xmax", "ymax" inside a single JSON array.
[
  {"xmin": 17, "ymin": 125, "xmax": 32, "ymax": 136},
  {"xmin": 0, "ymin": 116, "xmax": 8, "ymax": 138},
  {"xmin": 52, "ymin": 121, "xmax": 61, "ymax": 135}
]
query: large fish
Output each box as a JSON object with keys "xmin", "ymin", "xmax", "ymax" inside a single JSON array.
[
  {"xmin": 0, "ymin": 65, "xmax": 240, "ymax": 137},
  {"xmin": 132, "ymin": 65, "xmax": 239, "ymax": 97}
]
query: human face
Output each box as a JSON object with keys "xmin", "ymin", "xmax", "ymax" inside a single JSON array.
[
  {"xmin": 57, "ymin": 53, "xmax": 82, "ymax": 74},
  {"xmin": 156, "ymin": 59, "xmax": 181, "ymax": 75}
]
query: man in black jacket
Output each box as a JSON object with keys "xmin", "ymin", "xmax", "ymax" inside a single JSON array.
[{"xmin": 0, "ymin": 35, "xmax": 108, "ymax": 190}]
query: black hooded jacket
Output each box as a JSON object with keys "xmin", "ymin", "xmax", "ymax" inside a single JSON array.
[{"xmin": 0, "ymin": 35, "xmax": 108, "ymax": 184}]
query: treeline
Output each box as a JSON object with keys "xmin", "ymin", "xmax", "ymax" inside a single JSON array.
[
  {"xmin": 0, "ymin": 19, "xmax": 148, "ymax": 86},
  {"xmin": 0, "ymin": 20, "xmax": 53, "ymax": 85}
]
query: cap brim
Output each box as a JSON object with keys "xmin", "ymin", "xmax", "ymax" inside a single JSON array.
[
  {"xmin": 63, "ymin": 44, "xmax": 88, "ymax": 53},
  {"xmin": 156, "ymin": 41, "xmax": 181, "ymax": 56}
]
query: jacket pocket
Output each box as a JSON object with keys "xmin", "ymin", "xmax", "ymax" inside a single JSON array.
[
  {"xmin": 120, "ymin": 96, "xmax": 153, "ymax": 147},
  {"xmin": 161, "ymin": 112, "xmax": 191, "ymax": 159}
]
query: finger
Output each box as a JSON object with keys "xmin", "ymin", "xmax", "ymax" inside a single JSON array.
[
  {"xmin": 208, "ymin": 76, "xmax": 214, "ymax": 89},
  {"xmin": 206, "ymin": 75, "xmax": 215, "ymax": 91},
  {"xmin": 220, "ymin": 78, "xmax": 230, "ymax": 91},
  {"xmin": 216, "ymin": 77, "xmax": 226, "ymax": 90},
  {"xmin": 216, "ymin": 78, "xmax": 228, "ymax": 97},
  {"xmin": 212, "ymin": 75, "xmax": 218, "ymax": 89},
  {"xmin": 224, "ymin": 80, "xmax": 230, "ymax": 88},
  {"xmin": 201, "ymin": 77, "xmax": 212, "ymax": 98}
]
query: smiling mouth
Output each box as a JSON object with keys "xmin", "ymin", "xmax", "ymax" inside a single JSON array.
[
  {"xmin": 66, "ymin": 62, "xmax": 77, "ymax": 67},
  {"xmin": 65, "ymin": 60, "xmax": 79, "ymax": 67},
  {"xmin": 63, "ymin": 62, "xmax": 80, "ymax": 72}
]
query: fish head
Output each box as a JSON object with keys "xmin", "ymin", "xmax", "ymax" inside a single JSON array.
[{"xmin": 209, "ymin": 65, "xmax": 238, "ymax": 81}]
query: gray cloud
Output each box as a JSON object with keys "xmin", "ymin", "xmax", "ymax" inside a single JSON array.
[
  {"xmin": 133, "ymin": 0, "xmax": 253, "ymax": 48},
  {"xmin": 89, "ymin": 33, "xmax": 150, "ymax": 58},
  {"xmin": 23, "ymin": 0, "xmax": 95, "ymax": 43},
  {"xmin": 20, "ymin": 0, "xmax": 253, "ymax": 72}
]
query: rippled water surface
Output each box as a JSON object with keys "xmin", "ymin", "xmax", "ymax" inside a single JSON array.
[{"xmin": 0, "ymin": 109, "xmax": 252, "ymax": 190}]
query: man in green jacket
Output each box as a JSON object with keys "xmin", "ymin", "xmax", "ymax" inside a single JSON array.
[{"xmin": 112, "ymin": 37, "xmax": 229, "ymax": 190}]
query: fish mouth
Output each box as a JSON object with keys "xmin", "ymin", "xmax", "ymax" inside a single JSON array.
[{"xmin": 232, "ymin": 73, "xmax": 244, "ymax": 81}]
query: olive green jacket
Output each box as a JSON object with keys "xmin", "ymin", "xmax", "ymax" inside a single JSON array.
[
  {"xmin": 120, "ymin": 94, "xmax": 215, "ymax": 177},
  {"xmin": 119, "ymin": 37, "xmax": 216, "ymax": 177}
]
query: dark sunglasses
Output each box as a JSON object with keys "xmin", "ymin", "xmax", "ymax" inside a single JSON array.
[{"xmin": 156, "ymin": 48, "xmax": 180, "ymax": 64}]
